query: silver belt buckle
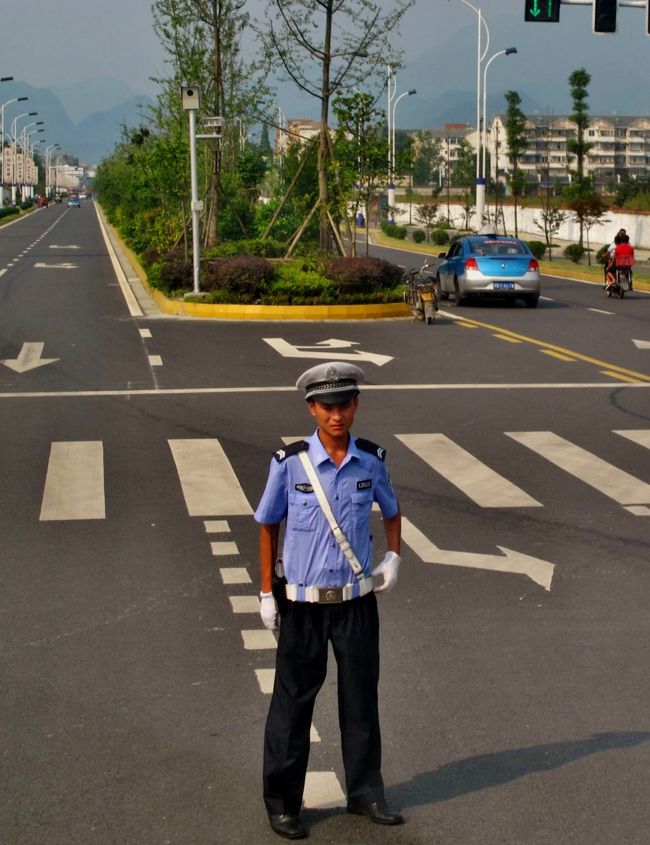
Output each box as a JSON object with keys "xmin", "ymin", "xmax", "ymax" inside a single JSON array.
[{"xmin": 319, "ymin": 587, "xmax": 343, "ymax": 604}]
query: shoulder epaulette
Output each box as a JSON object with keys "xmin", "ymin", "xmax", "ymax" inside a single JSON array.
[
  {"xmin": 273, "ymin": 440, "xmax": 309, "ymax": 463},
  {"xmin": 355, "ymin": 438, "xmax": 386, "ymax": 461}
]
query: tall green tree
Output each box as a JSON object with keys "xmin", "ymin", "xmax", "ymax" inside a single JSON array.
[
  {"xmin": 332, "ymin": 92, "xmax": 389, "ymax": 254},
  {"xmin": 152, "ymin": 0, "xmax": 270, "ymax": 248},
  {"xmin": 504, "ymin": 90, "xmax": 527, "ymax": 237},
  {"xmin": 565, "ymin": 68, "xmax": 593, "ymax": 247},
  {"xmin": 412, "ymin": 130, "xmax": 444, "ymax": 188},
  {"xmin": 260, "ymin": 0, "xmax": 414, "ymax": 251},
  {"xmin": 452, "ymin": 138, "xmax": 475, "ymax": 229}
]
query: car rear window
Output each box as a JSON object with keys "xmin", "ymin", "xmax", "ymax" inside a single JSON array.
[{"xmin": 471, "ymin": 240, "xmax": 527, "ymax": 256}]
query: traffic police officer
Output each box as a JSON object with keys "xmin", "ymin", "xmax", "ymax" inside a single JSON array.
[{"xmin": 255, "ymin": 362, "xmax": 403, "ymax": 840}]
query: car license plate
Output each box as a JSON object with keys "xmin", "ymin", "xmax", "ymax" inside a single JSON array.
[
  {"xmin": 419, "ymin": 291, "xmax": 434, "ymax": 301},
  {"xmin": 494, "ymin": 282, "xmax": 514, "ymax": 290}
]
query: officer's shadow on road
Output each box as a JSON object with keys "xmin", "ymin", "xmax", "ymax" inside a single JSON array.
[{"xmin": 390, "ymin": 731, "xmax": 650, "ymax": 808}]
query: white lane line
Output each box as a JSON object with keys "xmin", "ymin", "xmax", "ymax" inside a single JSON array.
[
  {"xmin": 40, "ymin": 441, "xmax": 105, "ymax": 521},
  {"xmin": 204, "ymin": 519, "xmax": 230, "ymax": 533},
  {"xmin": 148, "ymin": 355, "xmax": 163, "ymax": 366},
  {"xmin": 2, "ymin": 382, "xmax": 650, "ymax": 400},
  {"xmin": 303, "ymin": 772, "xmax": 346, "ymax": 809},
  {"xmin": 230, "ymin": 595, "xmax": 260, "ymax": 614},
  {"xmin": 241, "ymin": 630, "xmax": 277, "ymax": 650},
  {"xmin": 397, "ymin": 433, "xmax": 542, "ymax": 508},
  {"xmin": 506, "ymin": 431, "xmax": 650, "ymax": 507},
  {"xmin": 169, "ymin": 439, "xmax": 253, "ymax": 516},
  {"xmin": 588, "ymin": 308, "xmax": 614, "ymax": 315},
  {"xmin": 0, "ymin": 269, "xmax": 6, "ymax": 277},
  {"xmin": 211, "ymin": 541, "xmax": 239, "ymax": 556},
  {"xmin": 139, "ymin": 329, "xmax": 152, "ymax": 338},
  {"xmin": 94, "ymin": 202, "xmax": 143, "ymax": 317},
  {"xmin": 220, "ymin": 567, "xmax": 251, "ymax": 584}
]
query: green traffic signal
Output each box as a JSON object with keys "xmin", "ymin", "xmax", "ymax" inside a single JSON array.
[{"xmin": 524, "ymin": 0, "xmax": 560, "ymax": 23}]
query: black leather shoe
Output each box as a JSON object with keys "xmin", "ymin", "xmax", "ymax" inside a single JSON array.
[
  {"xmin": 268, "ymin": 813, "xmax": 307, "ymax": 839},
  {"xmin": 347, "ymin": 800, "xmax": 404, "ymax": 825}
]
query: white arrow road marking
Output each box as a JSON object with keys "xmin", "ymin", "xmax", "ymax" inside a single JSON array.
[
  {"xmin": 49, "ymin": 245, "xmax": 81, "ymax": 249},
  {"xmin": 633, "ymin": 339, "xmax": 650, "ymax": 349},
  {"xmin": 1, "ymin": 342, "xmax": 59, "ymax": 373},
  {"xmin": 34, "ymin": 262, "xmax": 78, "ymax": 269},
  {"xmin": 401, "ymin": 517, "xmax": 555, "ymax": 591},
  {"xmin": 263, "ymin": 337, "xmax": 393, "ymax": 366}
]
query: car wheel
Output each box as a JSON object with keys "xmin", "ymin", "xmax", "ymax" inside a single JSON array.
[
  {"xmin": 525, "ymin": 296, "xmax": 539, "ymax": 308},
  {"xmin": 453, "ymin": 278, "xmax": 466, "ymax": 306}
]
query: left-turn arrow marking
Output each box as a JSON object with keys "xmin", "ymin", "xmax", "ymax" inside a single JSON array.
[{"xmin": 1, "ymin": 342, "xmax": 59, "ymax": 373}]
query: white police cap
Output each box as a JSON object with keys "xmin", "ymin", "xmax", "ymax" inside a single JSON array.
[{"xmin": 296, "ymin": 361, "xmax": 365, "ymax": 404}]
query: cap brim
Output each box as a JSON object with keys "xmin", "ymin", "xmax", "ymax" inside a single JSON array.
[{"xmin": 306, "ymin": 388, "xmax": 359, "ymax": 405}]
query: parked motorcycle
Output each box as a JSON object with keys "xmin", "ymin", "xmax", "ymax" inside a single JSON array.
[{"xmin": 402, "ymin": 261, "xmax": 440, "ymax": 324}]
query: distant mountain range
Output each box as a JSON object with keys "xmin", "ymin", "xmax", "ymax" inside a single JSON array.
[{"xmin": 2, "ymin": 79, "xmax": 154, "ymax": 166}]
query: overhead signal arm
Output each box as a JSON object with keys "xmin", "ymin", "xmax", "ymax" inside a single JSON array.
[{"xmin": 525, "ymin": 0, "xmax": 647, "ymax": 31}]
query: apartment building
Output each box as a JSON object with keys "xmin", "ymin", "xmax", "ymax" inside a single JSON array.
[{"xmin": 489, "ymin": 113, "xmax": 650, "ymax": 189}]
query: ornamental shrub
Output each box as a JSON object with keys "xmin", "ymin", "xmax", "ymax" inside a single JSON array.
[
  {"xmin": 205, "ymin": 238, "xmax": 285, "ymax": 258},
  {"xmin": 412, "ymin": 229, "xmax": 426, "ymax": 243},
  {"xmin": 158, "ymin": 252, "xmax": 193, "ymax": 292},
  {"xmin": 202, "ymin": 256, "xmax": 274, "ymax": 300},
  {"xmin": 431, "ymin": 229, "xmax": 450, "ymax": 245},
  {"xmin": 323, "ymin": 256, "xmax": 402, "ymax": 293},
  {"xmin": 563, "ymin": 243, "xmax": 585, "ymax": 263},
  {"xmin": 526, "ymin": 240, "xmax": 547, "ymax": 260}
]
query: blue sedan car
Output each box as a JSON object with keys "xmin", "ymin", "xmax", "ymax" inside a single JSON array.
[
  {"xmin": 437, "ymin": 234, "xmax": 541, "ymax": 307},
  {"xmin": 67, "ymin": 195, "xmax": 81, "ymax": 208}
]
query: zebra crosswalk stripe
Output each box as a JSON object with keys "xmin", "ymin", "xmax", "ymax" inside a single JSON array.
[
  {"xmin": 397, "ymin": 433, "xmax": 542, "ymax": 508},
  {"xmin": 506, "ymin": 431, "xmax": 650, "ymax": 506},
  {"xmin": 40, "ymin": 441, "xmax": 105, "ymax": 521}
]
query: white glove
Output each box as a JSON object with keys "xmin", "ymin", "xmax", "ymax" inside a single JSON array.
[
  {"xmin": 372, "ymin": 551, "xmax": 401, "ymax": 593},
  {"xmin": 260, "ymin": 591, "xmax": 278, "ymax": 630}
]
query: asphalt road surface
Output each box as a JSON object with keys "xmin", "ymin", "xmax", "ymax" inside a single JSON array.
[{"xmin": 1, "ymin": 204, "xmax": 650, "ymax": 845}]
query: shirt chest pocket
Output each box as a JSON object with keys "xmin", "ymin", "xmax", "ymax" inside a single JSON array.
[
  {"xmin": 288, "ymin": 492, "xmax": 321, "ymax": 532},
  {"xmin": 351, "ymin": 489, "xmax": 373, "ymax": 523}
]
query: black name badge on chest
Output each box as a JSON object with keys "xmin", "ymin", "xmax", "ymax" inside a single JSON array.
[{"xmin": 357, "ymin": 479, "xmax": 372, "ymax": 490}]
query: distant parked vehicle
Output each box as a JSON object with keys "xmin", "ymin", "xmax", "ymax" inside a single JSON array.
[
  {"xmin": 67, "ymin": 195, "xmax": 81, "ymax": 208},
  {"xmin": 437, "ymin": 234, "xmax": 541, "ymax": 308}
]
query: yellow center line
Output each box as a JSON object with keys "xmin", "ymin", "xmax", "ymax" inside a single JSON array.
[
  {"xmin": 600, "ymin": 370, "xmax": 643, "ymax": 384},
  {"xmin": 450, "ymin": 315, "xmax": 650, "ymax": 383},
  {"xmin": 456, "ymin": 321, "xmax": 479, "ymax": 329},
  {"xmin": 542, "ymin": 350, "xmax": 577, "ymax": 362},
  {"xmin": 493, "ymin": 334, "xmax": 523, "ymax": 344}
]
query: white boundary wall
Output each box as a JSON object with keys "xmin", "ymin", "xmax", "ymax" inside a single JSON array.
[{"xmin": 391, "ymin": 202, "xmax": 650, "ymax": 250}]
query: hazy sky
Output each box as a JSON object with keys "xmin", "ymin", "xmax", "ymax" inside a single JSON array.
[{"xmin": 2, "ymin": 0, "xmax": 648, "ymax": 109}]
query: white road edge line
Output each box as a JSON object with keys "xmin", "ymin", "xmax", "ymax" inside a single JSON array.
[{"xmin": 94, "ymin": 203, "xmax": 143, "ymax": 317}]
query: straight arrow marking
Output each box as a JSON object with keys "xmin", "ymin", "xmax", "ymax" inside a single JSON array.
[
  {"xmin": 1, "ymin": 342, "xmax": 59, "ymax": 373},
  {"xmin": 33, "ymin": 262, "xmax": 78, "ymax": 269},
  {"xmin": 401, "ymin": 517, "xmax": 555, "ymax": 591}
]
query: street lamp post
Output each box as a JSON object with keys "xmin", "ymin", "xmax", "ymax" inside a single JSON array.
[
  {"xmin": 386, "ymin": 67, "xmax": 397, "ymax": 221},
  {"xmin": 0, "ymin": 95, "xmax": 28, "ymax": 205},
  {"xmin": 23, "ymin": 125, "xmax": 44, "ymax": 198},
  {"xmin": 44, "ymin": 144, "xmax": 60, "ymax": 197},
  {"xmin": 391, "ymin": 88, "xmax": 416, "ymax": 218},
  {"xmin": 482, "ymin": 47, "xmax": 517, "ymax": 228},
  {"xmin": 448, "ymin": 0, "xmax": 490, "ymax": 228},
  {"xmin": 10, "ymin": 111, "xmax": 37, "ymax": 204}
]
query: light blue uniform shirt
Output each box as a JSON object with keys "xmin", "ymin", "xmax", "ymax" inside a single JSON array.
[{"xmin": 255, "ymin": 430, "xmax": 399, "ymax": 589}]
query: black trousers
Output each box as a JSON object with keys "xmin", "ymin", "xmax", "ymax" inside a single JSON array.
[{"xmin": 263, "ymin": 592, "xmax": 384, "ymax": 816}]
